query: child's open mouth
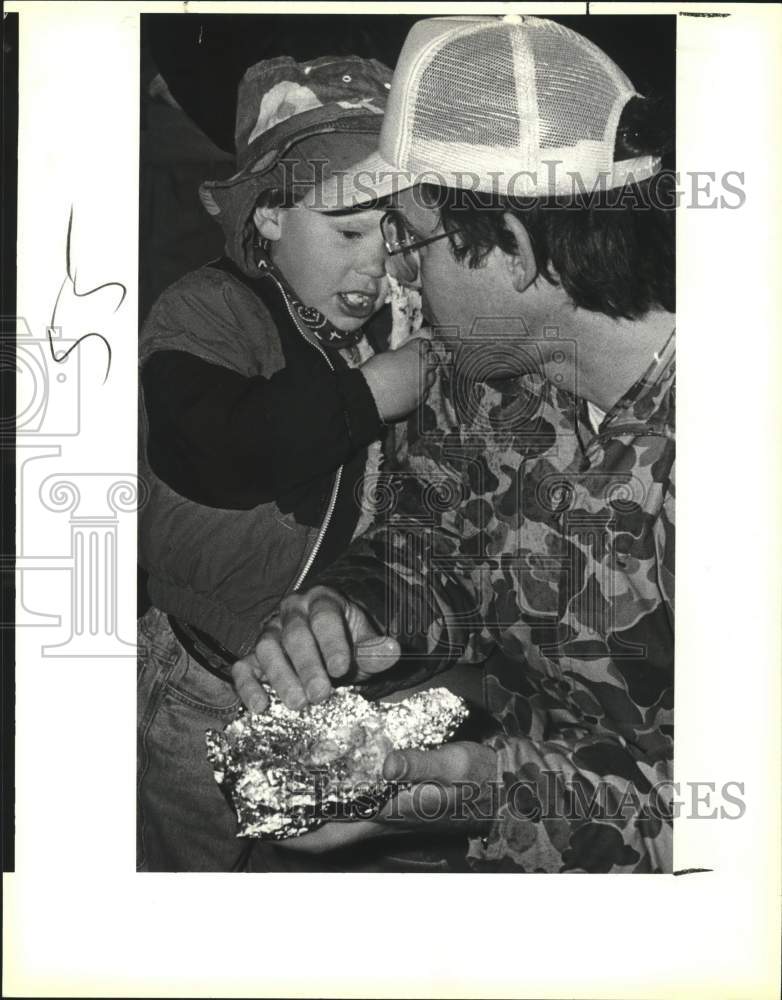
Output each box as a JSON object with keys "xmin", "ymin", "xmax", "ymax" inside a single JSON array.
[{"xmin": 337, "ymin": 291, "xmax": 377, "ymax": 319}]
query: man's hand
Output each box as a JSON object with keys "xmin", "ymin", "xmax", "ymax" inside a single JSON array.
[
  {"xmin": 231, "ymin": 585, "xmax": 401, "ymax": 713},
  {"xmin": 379, "ymin": 741, "xmax": 498, "ymax": 833},
  {"xmin": 278, "ymin": 741, "xmax": 499, "ymax": 854}
]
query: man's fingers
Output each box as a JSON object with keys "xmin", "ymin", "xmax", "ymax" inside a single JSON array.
[
  {"xmin": 280, "ymin": 609, "xmax": 332, "ymax": 703},
  {"xmin": 253, "ymin": 633, "xmax": 307, "ymax": 710},
  {"xmin": 354, "ymin": 634, "xmax": 402, "ymax": 677},
  {"xmin": 278, "ymin": 819, "xmax": 388, "ymax": 854},
  {"xmin": 339, "ymin": 599, "xmax": 399, "ymax": 678},
  {"xmin": 383, "ymin": 744, "xmax": 473, "ymax": 783},
  {"xmin": 231, "ymin": 656, "xmax": 269, "ymax": 714},
  {"xmin": 236, "ymin": 588, "xmax": 400, "ymax": 710},
  {"xmin": 341, "ymin": 598, "xmax": 380, "ymax": 644},
  {"xmin": 308, "ymin": 597, "xmax": 352, "ymax": 679}
]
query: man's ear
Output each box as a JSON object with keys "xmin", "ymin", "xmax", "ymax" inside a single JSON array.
[
  {"xmin": 253, "ymin": 204, "xmax": 284, "ymax": 242},
  {"xmin": 501, "ymin": 212, "xmax": 538, "ymax": 292}
]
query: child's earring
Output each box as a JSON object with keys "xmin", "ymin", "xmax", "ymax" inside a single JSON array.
[
  {"xmin": 252, "ymin": 229, "xmax": 272, "ymax": 267},
  {"xmin": 255, "ymin": 235, "xmax": 272, "ymax": 266},
  {"xmin": 252, "ymin": 205, "xmax": 281, "ymax": 266}
]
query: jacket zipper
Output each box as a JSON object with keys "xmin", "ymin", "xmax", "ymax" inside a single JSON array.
[
  {"xmin": 293, "ymin": 466, "xmax": 343, "ymax": 592},
  {"xmin": 272, "ymin": 277, "xmax": 344, "ymax": 593}
]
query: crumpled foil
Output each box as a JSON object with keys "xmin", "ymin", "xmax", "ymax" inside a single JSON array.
[{"xmin": 205, "ymin": 686, "xmax": 468, "ymax": 840}]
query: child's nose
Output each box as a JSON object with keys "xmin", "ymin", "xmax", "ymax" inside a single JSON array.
[{"xmin": 357, "ymin": 235, "xmax": 388, "ymax": 277}]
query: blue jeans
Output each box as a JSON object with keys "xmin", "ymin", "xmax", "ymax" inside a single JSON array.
[
  {"xmin": 136, "ymin": 607, "xmax": 381, "ymax": 872},
  {"xmin": 137, "ymin": 607, "xmax": 249, "ymax": 871},
  {"xmin": 137, "ymin": 607, "xmax": 472, "ymax": 872}
]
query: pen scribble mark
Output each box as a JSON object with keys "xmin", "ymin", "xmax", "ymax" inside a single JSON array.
[
  {"xmin": 47, "ymin": 206, "xmax": 126, "ymax": 384},
  {"xmin": 673, "ymin": 868, "xmax": 713, "ymax": 876}
]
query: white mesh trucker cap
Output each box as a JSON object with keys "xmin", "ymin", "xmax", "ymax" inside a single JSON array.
[{"xmin": 307, "ymin": 14, "xmax": 661, "ymax": 209}]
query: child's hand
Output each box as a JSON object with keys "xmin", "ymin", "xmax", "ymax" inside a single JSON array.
[{"xmin": 360, "ymin": 336, "xmax": 436, "ymax": 423}]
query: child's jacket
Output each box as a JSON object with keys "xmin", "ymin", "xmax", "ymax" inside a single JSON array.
[{"xmin": 139, "ymin": 255, "xmax": 384, "ymax": 659}]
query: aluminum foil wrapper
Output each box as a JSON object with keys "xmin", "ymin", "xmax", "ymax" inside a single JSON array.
[{"xmin": 205, "ymin": 686, "xmax": 468, "ymax": 840}]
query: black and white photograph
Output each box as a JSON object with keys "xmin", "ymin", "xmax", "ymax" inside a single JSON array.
[
  {"xmin": 137, "ymin": 11, "xmax": 678, "ymax": 875},
  {"xmin": 4, "ymin": 2, "xmax": 781, "ymax": 997}
]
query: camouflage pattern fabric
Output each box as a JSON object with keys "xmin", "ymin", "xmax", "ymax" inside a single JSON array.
[{"xmin": 316, "ymin": 329, "xmax": 675, "ymax": 873}]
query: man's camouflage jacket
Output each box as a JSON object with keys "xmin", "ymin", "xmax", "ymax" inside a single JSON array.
[{"xmin": 316, "ymin": 327, "xmax": 675, "ymax": 873}]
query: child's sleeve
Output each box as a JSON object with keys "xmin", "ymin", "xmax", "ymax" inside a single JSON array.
[{"xmin": 141, "ymin": 277, "xmax": 384, "ymax": 510}]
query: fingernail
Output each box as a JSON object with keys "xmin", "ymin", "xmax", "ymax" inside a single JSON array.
[
  {"xmin": 307, "ymin": 680, "xmax": 330, "ymax": 703},
  {"xmin": 329, "ymin": 655, "xmax": 350, "ymax": 677},
  {"xmin": 384, "ymin": 752, "xmax": 407, "ymax": 781},
  {"xmin": 248, "ymin": 694, "xmax": 266, "ymax": 714},
  {"xmin": 359, "ymin": 635, "xmax": 391, "ymax": 648},
  {"xmin": 359, "ymin": 637, "xmax": 397, "ymax": 657}
]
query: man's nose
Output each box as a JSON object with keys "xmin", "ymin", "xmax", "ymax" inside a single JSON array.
[{"xmin": 385, "ymin": 249, "xmax": 420, "ymax": 287}]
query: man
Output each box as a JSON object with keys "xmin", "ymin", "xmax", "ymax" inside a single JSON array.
[{"xmin": 232, "ymin": 14, "xmax": 675, "ymax": 873}]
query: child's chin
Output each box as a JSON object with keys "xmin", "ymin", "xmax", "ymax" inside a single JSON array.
[{"xmin": 327, "ymin": 312, "xmax": 367, "ymax": 333}]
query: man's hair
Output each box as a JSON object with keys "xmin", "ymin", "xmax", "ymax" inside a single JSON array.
[{"xmin": 430, "ymin": 96, "xmax": 675, "ymax": 320}]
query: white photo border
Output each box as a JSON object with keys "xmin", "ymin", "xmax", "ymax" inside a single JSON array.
[{"xmin": 5, "ymin": 2, "xmax": 781, "ymax": 997}]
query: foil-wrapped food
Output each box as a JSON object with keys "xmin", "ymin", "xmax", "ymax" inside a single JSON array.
[{"xmin": 205, "ymin": 686, "xmax": 468, "ymax": 840}]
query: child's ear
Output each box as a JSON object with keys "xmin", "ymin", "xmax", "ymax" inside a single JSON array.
[
  {"xmin": 253, "ymin": 205, "xmax": 284, "ymax": 242},
  {"xmin": 501, "ymin": 212, "xmax": 538, "ymax": 293}
]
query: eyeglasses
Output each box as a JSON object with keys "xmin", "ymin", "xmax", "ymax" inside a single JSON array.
[{"xmin": 380, "ymin": 210, "xmax": 462, "ymax": 284}]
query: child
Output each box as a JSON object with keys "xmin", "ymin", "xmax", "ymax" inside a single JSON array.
[{"xmin": 137, "ymin": 55, "xmax": 430, "ymax": 872}]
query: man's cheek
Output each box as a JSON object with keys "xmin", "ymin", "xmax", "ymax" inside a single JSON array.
[
  {"xmin": 420, "ymin": 262, "xmax": 453, "ymax": 325},
  {"xmin": 420, "ymin": 286, "xmax": 437, "ymax": 325}
]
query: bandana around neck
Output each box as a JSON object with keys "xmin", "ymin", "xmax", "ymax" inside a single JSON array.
[{"xmin": 255, "ymin": 251, "xmax": 366, "ymax": 350}]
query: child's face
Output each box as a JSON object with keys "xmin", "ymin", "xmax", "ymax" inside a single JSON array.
[{"xmin": 267, "ymin": 205, "xmax": 389, "ymax": 332}]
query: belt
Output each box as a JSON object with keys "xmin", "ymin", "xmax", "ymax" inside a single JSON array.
[{"xmin": 167, "ymin": 614, "xmax": 238, "ymax": 683}]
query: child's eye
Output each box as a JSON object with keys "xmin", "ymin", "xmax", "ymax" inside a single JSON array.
[{"xmin": 339, "ymin": 230, "xmax": 364, "ymax": 241}]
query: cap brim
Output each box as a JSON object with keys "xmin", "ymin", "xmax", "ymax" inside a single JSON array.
[
  {"xmin": 198, "ymin": 113, "xmax": 389, "ymax": 234},
  {"xmin": 303, "ymin": 150, "xmax": 665, "ymax": 210},
  {"xmin": 303, "ymin": 150, "xmax": 419, "ymax": 211}
]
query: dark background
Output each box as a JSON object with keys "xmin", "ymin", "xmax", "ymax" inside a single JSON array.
[
  {"xmin": 1, "ymin": 13, "xmax": 676, "ymax": 871},
  {"xmin": 139, "ymin": 13, "xmax": 675, "ymax": 318},
  {"xmin": 143, "ymin": 14, "xmax": 675, "ymax": 154}
]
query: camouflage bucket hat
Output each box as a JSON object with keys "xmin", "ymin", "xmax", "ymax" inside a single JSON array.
[{"xmin": 199, "ymin": 54, "xmax": 392, "ymax": 263}]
